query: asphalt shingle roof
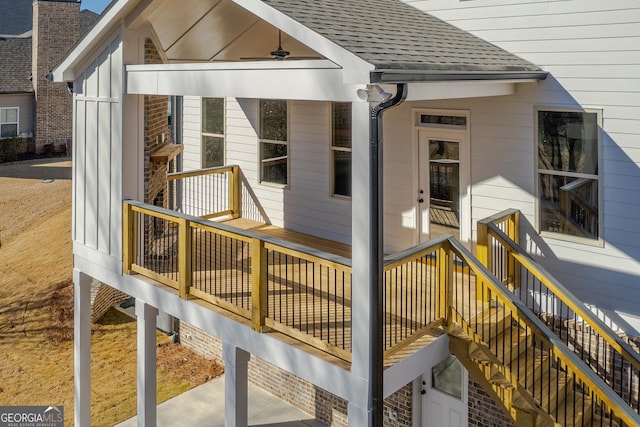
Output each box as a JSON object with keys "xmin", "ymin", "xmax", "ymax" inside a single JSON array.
[
  {"xmin": 262, "ymin": 0, "xmax": 541, "ymax": 73},
  {"xmin": 0, "ymin": 0, "xmax": 33, "ymax": 36},
  {"xmin": 0, "ymin": 37, "xmax": 33, "ymax": 93}
]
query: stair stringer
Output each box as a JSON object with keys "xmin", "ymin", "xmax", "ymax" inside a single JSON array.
[{"xmin": 448, "ymin": 323, "xmax": 558, "ymax": 427}]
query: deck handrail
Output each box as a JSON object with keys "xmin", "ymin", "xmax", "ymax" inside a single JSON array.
[
  {"xmin": 167, "ymin": 165, "xmax": 241, "ymax": 219},
  {"xmin": 125, "ymin": 199, "xmax": 352, "ymax": 268},
  {"xmin": 167, "ymin": 164, "xmax": 238, "ymax": 181},
  {"xmin": 482, "ymin": 218, "xmax": 640, "ymax": 373},
  {"xmin": 479, "ymin": 209, "xmax": 640, "ymax": 417},
  {"xmin": 449, "ymin": 237, "xmax": 640, "ymax": 427}
]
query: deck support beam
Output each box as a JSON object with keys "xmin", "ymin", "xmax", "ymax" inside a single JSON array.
[
  {"xmin": 136, "ymin": 299, "xmax": 158, "ymax": 427},
  {"xmin": 73, "ymin": 269, "xmax": 92, "ymax": 427},
  {"xmin": 223, "ymin": 342, "xmax": 250, "ymax": 427}
]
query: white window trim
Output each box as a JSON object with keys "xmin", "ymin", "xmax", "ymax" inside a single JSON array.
[
  {"xmin": 258, "ymin": 99, "xmax": 289, "ymax": 188},
  {"xmin": 0, "ymin": 107, "xmax": 19, "ymax": 139},
  {"xmin": 201, "ymin": 98, "xmax": 225, "ymax": 168},
  {"xmin": 534, "ymin": 106, "xmax": 604, "ymax": 247},
  {"xmin": 330, "ymin": 102, "xmax": 352, "ymax": 199}
]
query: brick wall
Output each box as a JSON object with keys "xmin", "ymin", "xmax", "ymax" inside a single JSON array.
[
  {"xmin": 90, "ymin": 280, "xmax": 130, "ymax": 322},
  {"xmin": 143, "ymin": 38, "xmax": 170, "ymax": 207},
  {"xmin": 32, "ymin": 0, "xmax": 80, "ymax": 154},
  {"xmin": 468, "ymin": 378, "xmax": 515, "ymax": 427},
  {"xmin": 179, "ymin": 321, "xmax": 417, "ymax": 426}
]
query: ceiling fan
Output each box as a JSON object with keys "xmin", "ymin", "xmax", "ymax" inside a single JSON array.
[{"xmin": 241, "ymin": 30, "xmax": 321, "ymax": 61}]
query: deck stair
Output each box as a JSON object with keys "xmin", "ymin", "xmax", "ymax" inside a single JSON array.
[
  {"xmin": 449, "ymin": 307, "xmax": 623, "ymax": 426},
  {"xmin": 461, "ymin": 209, "xmax": 640, "ymax": 427}
]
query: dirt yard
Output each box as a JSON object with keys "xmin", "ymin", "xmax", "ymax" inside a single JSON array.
[{"xmin": 0, "ymin": 158, "xmax": 222, "ymax": 427}]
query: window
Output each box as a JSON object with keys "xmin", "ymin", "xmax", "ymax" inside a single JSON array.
[
  {"xmin": 0, "ymin": 108, "xmax": 18, "ymax": 138},
  {"xmin": 201, "ymin": 98, "xmax": 224, "ymax": 168},
  {"xmin": 432, "ymin": 355, "xmax": 463, "ymax": 400},
  {"xmin": 537, "ymin": 108, "xmax": 601, "ymax": 241},
  {"xmin": 259, "ymin": 99, "xmax": 288, "ymax": 185},
  {"xmin": 331, "ymin": 102, "xmax": 352, "ymax": 197}
]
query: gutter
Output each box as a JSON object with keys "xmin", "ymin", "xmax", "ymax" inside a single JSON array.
[
  {"xmin": 370, "ymin": 69, "xmax": 548, "ymax": 84},
  {"xmin": 368, "ymin": 83, "xmax": 407, "ymax": 426}
]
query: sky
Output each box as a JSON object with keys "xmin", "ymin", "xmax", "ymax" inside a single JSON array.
[{"xmin": 80, "ymin": 0, "xmax": 111, "ymax": 14}]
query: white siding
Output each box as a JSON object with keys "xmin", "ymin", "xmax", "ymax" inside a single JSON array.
[
  {"xmin": 182, "ymin": 96, "xmax": 202, "ymax": 170},
  {"xmin": 74, "ymin": 36, "xmax": 122, "ymax": 258},
  {"xmin": 182, "ymin": 98, "xmax": 353, "ymax": 244},
  {"xmin": 401, "ymin": 0, "xmax": 640, "ymax": 332}
]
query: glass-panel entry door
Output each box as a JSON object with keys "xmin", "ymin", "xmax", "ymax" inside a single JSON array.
[
  {"xmin": 418, "ymin": 130, "xmax": 467, "ymax": 242},
  {"xmin": 421, "ymin": 355, "xmax": 468, "ymax": 427}
]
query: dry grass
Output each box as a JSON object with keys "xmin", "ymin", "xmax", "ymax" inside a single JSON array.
[{"xmin": 0, "ymin": 158, "xmax": 222, "ymax": 427}]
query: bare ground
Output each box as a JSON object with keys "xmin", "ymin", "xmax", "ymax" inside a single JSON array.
[{"xmin": 0, "ymin": 158, "xmax": 222, "ymax": 426}]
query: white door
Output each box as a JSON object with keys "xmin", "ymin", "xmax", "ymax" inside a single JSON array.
[
  {"xmin": 417, "ymin": 130, "xmax": 469, "ymax": 243},
  {"xmin": 421, "ymin": 355, "xmax": 468, "ymax": 427}
]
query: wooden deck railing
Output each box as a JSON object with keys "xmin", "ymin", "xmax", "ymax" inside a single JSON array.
[
  {"xmin": 478, "ymin": 209, "xmax": 640, "ymax": 417},
  {"xmin": 167, "ymin": 165, "xmax": 241, "ymax": 219},
  {"xmin": 123, "ymin": 200, "xmax": 455, "ymax": 363}
]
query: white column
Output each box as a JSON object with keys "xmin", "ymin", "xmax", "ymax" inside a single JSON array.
[
  {"xmin": 223, "ymin": 341, "xmax": 250, "ymax": 427},
  {"xmin": 73, "ymin": 269, "xmax": 92, "ymax": 427},
  {"xmin": 136, "ymin": 299, "xmax": 158, "ymax": 427},
  {"xmin": 350, "ymin": 100, "xmax": 375, "ymax": 425}
]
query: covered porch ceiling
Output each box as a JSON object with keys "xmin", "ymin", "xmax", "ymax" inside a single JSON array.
[{"xmin": 129, "ymin": 0, "xmax": 324, "ymax": 63}]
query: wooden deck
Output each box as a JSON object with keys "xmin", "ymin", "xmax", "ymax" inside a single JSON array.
[{"xmin": 126, "ymin": 203, "xmax": 476, "ymax": 370}]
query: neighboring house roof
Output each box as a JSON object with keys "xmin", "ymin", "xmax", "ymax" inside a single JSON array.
[
  {"xmin": 0, "ymin": 37, "xmax": 33, "ymax": 94},
  {"xmin": 80, "ymin": 9, "xmax": 100, "ymax": 36},
  {"xmin": 261, "ymin": 0, "xmax": 541, "ymax": 74},
  {"xmin": 0, "ymin": 0, "xmax": 33, "ymax": 36},
  {"xmin": 0, "ymin": 5, "xmax": 99, "ymax": 94}
]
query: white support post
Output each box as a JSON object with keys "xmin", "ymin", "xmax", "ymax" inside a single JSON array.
[
  {"xmin": 223, "ymin": 341, "xmax": 250, "ymax": 427},
  {"xmin": 73, "ymin": 269, "xmax": 92, "ymax": 427},
  {"xmin": 350, "ymin": 100, "xmax": 375, "ymax": 424},
  {"xmin": 136, "ymin": 299, "xmax": 158, "ymax": 427}
]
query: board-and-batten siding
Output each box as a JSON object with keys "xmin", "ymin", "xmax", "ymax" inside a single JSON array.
[
  {"xmin": 181, "ymin": 98, "xmax": 352, "ymax": 244},
  {"xmin": 73, "ymin": 36, "xmax": 122, "ymax": 259},
  {"xmin": 402, "ymin": 0, "xmax": 640, "ymax": 331}
]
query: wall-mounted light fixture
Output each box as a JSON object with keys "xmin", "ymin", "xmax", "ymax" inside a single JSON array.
[{"xmin": 356, "ymin": 84, "xmax": 392, "ymax": 103}]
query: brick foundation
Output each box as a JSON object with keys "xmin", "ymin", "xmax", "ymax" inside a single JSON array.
[
  {"xmin": 179, "ymin": 321, "xmax": 418, "ymax": 426},
  {"xmin": 468, "ymin": 378, "xmax": 515, "ymax": 427},
  {"xmin": 90, "ymin": 280, "xmax": 130, "ymax": 322}
]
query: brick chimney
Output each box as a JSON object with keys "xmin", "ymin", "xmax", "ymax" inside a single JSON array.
[{"xmin": 32, "ymin": 0, "xmax": 80, "ymax": 155}]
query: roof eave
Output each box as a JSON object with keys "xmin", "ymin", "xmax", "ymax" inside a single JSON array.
[{"xmin": 370, "ymin": 69, "xmax": 548, "ymax": 84}]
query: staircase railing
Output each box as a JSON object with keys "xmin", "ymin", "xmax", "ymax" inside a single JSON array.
[
  {"xmin": 478, "ymin": 210, "xmax": 640, "ymax": 414},
  {"xmin": 449, "ymin": 237, "xmax": 640, "ymax": 426}
]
